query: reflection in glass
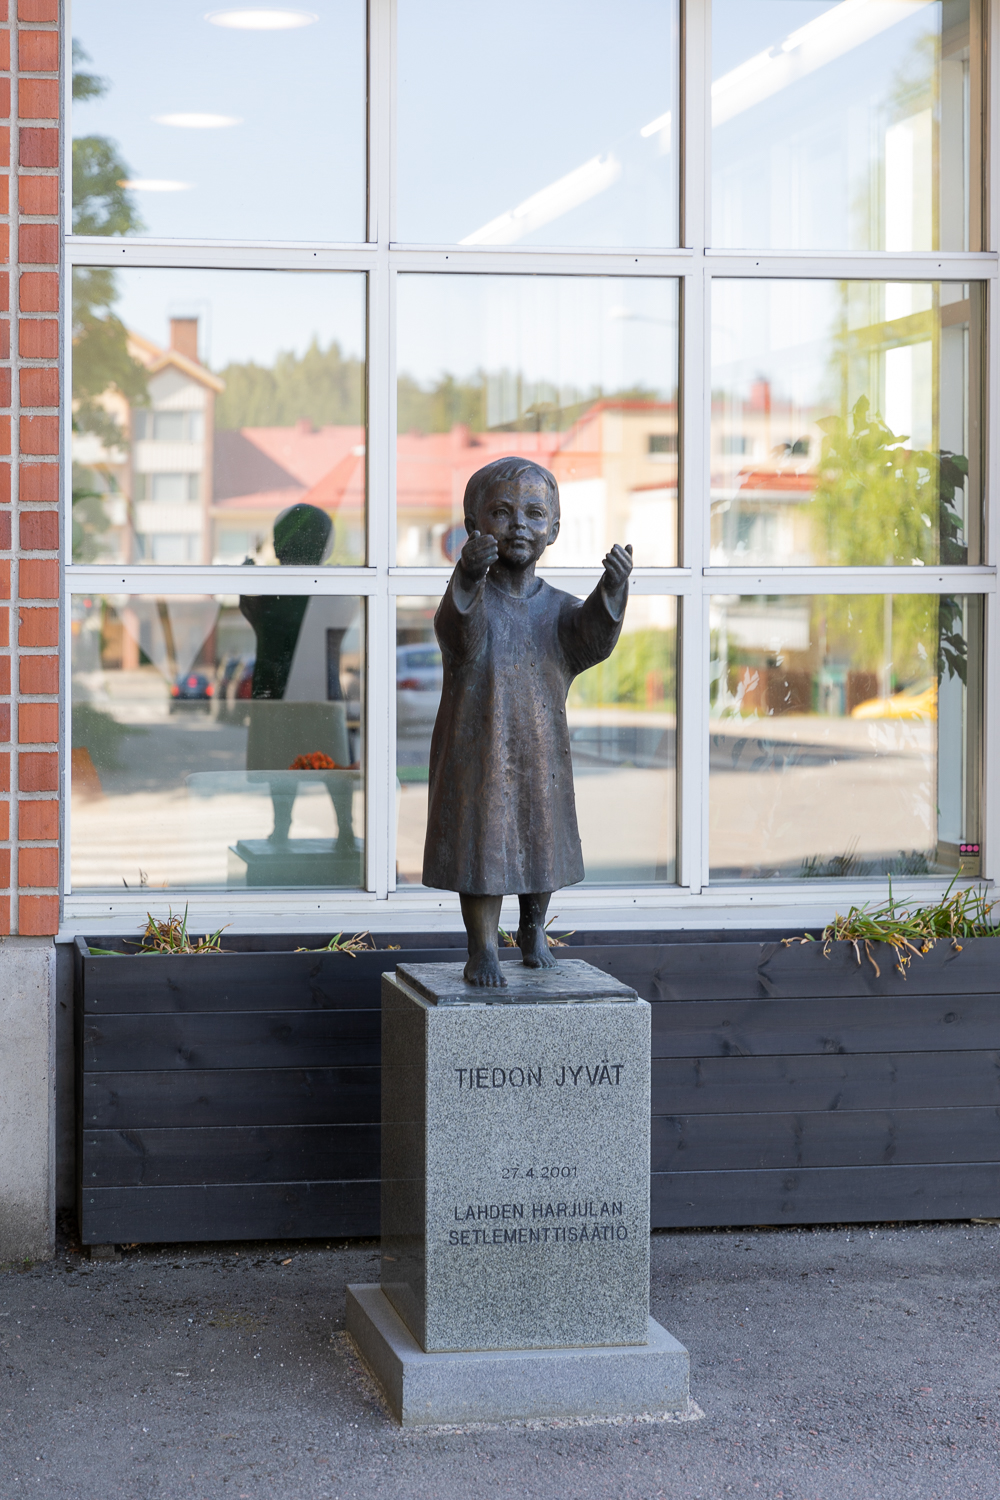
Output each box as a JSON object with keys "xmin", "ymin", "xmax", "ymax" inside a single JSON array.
[
  {"xmin": 711, "ymin": 281, "xmax": 981, "ymax": 566},
  {"xmin": 71, "ymin": 1, "xmax": 365, "ymax": 242},
  {"xmin": 712, "ymin": 0, "xmax": 976, "ymax": 250},
  {"xmin": 72, "ymin": 268, "xmax": 366, "ymax": 565},
  {"xmin": 396, "ymin": 596, "xmax": 676, "ymax": 887},
  {"xmin": 71, "ymin": 587, "xmax": 365, "ymax": 890},
  {"xmin": 396, "ymin": 277, "xmax": 678, "ymax": 566},
  {"xmin": 397, "ymin": 0, "xmax": 678, "ymax": 247},
  {"xmin": 709, "ymin": 593, "xmax": 981, "ymax": 880}
]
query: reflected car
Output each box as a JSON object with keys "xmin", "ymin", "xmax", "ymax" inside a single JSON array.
[
  {"xmin": 851, "ymin": 682, "xmax": 937, "ymax": 720},
  {"xmin": 169, "ymin": 671, "xmax": 215, "ymax": 712},
  {"xmin": 396, "ymin": 644, "xmax": 443, "ymax": 727}
]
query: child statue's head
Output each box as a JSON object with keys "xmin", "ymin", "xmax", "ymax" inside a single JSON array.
[{"xmin": 463, "ymin": 457, "xmax": 560, "ymax": 568}]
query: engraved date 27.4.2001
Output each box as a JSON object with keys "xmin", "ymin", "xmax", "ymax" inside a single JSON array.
[{"xmin": 501, "ymin": 1165, "xmax": 578, "ymax": 1181}]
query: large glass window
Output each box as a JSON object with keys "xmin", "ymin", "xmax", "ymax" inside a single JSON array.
[
  {"xmin": 71, "ymin": 1, "xmax": 367, "ymax": 242},
  {"xmin": 64, "ymin": 3, "xmax": 992, "ymax": 922},
  {"xmin": 712, "ymin": 0, "xmax": 978, "ymax": 250},
  {"xmin": 396, "ymin": 277, "xmax": 679, "ymax": 566},
  {"xmin": 72, "ymin": 269, "xmax": 366, "ymax": 566},
  {"xmin": 71, "ymin": 593, "xmax": 365, "ymax": 890},
  {"xmin": 711, "ymin": 280, "xmax": 982, "ymax": 566},
  {"xmin": 397, "ymin": 0, "xmax": 679, "ymax": 247}
]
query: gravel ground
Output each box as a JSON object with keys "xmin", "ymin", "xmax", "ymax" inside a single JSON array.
[{"xmin": 2, "ymin": 1220, "xmax": 999, "ymax": 1499}]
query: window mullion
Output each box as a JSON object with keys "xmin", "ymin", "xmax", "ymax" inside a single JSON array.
[
  {"xmin": 364, "ymin": 0, "xmax": 394, "ymax": 898},
  {"xmin": 677, "ymin": 0, "xmax": 712, "ymax": 893},
  {"xmin": 702, "ymin": 569, "xmax": 996, "ymax": 594},
  {"xmin": 681, "ymin": 0, "xmax": 710, "ymax": 253},
  {"xmin": 677, "ymin": 267, "xmax": 709, "ymax": 892}
]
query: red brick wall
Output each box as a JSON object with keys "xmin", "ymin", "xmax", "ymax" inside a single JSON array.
[{"xmin": 0, "ymin": 0, "xmax": 62, "ymax": 936}]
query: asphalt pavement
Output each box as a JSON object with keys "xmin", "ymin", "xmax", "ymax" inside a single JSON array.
[{"xmin": 2, "ymin": 1220, "xmax": 999, "ymax": 1499}]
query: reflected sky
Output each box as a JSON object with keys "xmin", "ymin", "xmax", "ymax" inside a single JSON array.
[
  {"xmin": 397, "ymin": 0, "xmax": 678, "ymax": 247},
  {"xmin": 712, "ymin": 0, "xmax": 970, "ymax": 250},
  {"xmin": 105, "ymin": 267, "xmax": 365, "ymax": 374},
  {"xmin": 72, "ymin": 0, "xmax": 366, "ymax": 242}
]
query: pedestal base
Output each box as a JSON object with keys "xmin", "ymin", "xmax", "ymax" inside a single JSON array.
[
  {"xmin": 346, "ymin": 1284, "xmax": 690, "ymax": 1427},
  {"xmin": 229, "ymin": 838, "xmax": 362, "ymax": 887}
]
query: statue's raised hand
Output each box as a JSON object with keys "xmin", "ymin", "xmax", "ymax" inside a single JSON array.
[
  {"xmin": 602, "ymin": 542, "xmax": 633, "ymax": 596},
  {"xmin": 460, "ymin": 529, "xmax": 499, "ymax": 582}
]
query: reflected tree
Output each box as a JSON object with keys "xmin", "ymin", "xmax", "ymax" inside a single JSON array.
[
  {"xmin": 571, "ymin": 628, "xmax": 676, "ymax": 711},
  {"xmin": 71, "ymin": 41, "xmax": 149, "ymax": 558},
  {"xmin": 215, "ymin": 339, "xmax": 365, "ymax": 430},
  {"xmin": 812, "ymin": 395, "xmax": 965, "ymax": 568},
  {"xmin": 811, "ymin": 396, "xmax": 968, "ymax": 686}
]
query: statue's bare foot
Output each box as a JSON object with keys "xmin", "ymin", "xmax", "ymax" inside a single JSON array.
[
  {"xmin": 516, "ymin": 925, "xmax": 558, "ymax": 969},
  {"xmin": 464, "ymin": 949, "xmax": 508, "ymax": 987}
]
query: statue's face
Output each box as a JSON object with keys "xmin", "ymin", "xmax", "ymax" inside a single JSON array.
[{"xmin": 472, "ymin": 477, "xmax": 559, "ymax": 566}]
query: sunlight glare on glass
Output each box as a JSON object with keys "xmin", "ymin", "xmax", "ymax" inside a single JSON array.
[
  {"xmin": 119, "ymin": 179, "xmax": 192, "ymax": 192},
  {"xmin": 153, "ymin": 113, "xmax": 242, "ymax": 128},
  {"xmin": 712, "ymin": 0, "xmax": 933, "ymax": 126},
  {"xmin": 639, "ymin": 110, "xmax": 671, "ymax": 139},
  {"xmin": 205, "ymin": 8, "xmax": 318, "ymax": 27},
  {"xmin": 461, "ymin": 155, "xmax": 622, "ymax": 246}
]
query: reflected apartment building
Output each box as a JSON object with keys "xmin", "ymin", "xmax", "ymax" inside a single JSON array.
[{"xmin": 74, "ymin": 317, "xmax": 223, "ymax": 565}]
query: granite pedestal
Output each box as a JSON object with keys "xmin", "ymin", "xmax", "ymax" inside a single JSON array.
[{"xmin": 347, "ymin": 960, "xmax": 690, "ymax": 1425}]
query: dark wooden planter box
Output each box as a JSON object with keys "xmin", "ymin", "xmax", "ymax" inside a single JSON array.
[
  {"xmin": 640, "ymin": 936, "xmax": 1000, "ymax": 1228},
  {"xmin": 74, "ymin": 934, "xmax": 459, "ymax": 1247},
  {"xmin": 75, "ymin": 932, "xmax": 1000, "ymax": 1245}
]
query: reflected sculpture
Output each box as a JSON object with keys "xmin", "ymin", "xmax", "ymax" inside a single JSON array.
[
  {"xmin": 422, "ymin": 457, "xmax": 632, "ymax": 986},
  {"xmin": 239, "ymin": 503, "xmax": 358, "ymax": 861}
]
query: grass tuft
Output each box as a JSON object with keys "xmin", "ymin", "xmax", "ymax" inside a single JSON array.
[
  {"xmin": 785, "ymin": 874, "xmax": 999, "ymax": 976},
  {"xmin": 135, "ymin": 906, "xmax": 228, "ymax": 955},
  {"xmin": 295, "ymin": 931, "xmax": 375, "ymax": 956}
]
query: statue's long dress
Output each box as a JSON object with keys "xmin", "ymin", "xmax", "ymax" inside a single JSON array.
[{"xmin": 422, "ymin": 573, "xmax": 624, "ymax": 895}]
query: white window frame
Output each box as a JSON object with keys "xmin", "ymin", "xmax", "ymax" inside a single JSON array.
[{"xmin": 60, "ymin": 0, "xmax": 1000, "ymax": 936}]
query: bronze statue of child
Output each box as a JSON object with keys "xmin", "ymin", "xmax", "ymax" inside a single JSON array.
[{"xmin": 422, "ymin": 456, "xmax": 632, "ymax": 986}]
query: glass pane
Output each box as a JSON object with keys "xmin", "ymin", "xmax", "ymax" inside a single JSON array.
[
  {"xmin": 709, "ymin": 593, "xmax": 982, "ymax": 880},
  {"xmin": 711, "ymin": 281, "xmax": 981, "ymax": 566},
  {"xmin": 397, "ymin": 0, "xmax": 679, "ymax": 247},
  {"xmin": 71, "ymin": 592, "xmax": 365, "ymax": 890},
  {"xmin": 72, "ymin": 268, "xmax": 366, "ymax": 566},
  {"xmin": 71, "ymin": 1, "xmax": 366, "ymax": 242},
  {"xmin": 397, "ymin": 277, "xmax": 678, "ymax": 566},
  {"xmin": 396, "ymin": 595, "xmax": 676, "ymax": 888},
  {"xmin": 712, "ymin": 0, "xmax": 976, "ymax": 250}
]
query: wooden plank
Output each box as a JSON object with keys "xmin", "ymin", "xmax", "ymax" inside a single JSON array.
[
  {"xmin": 81, "ymin": 948, "xmax": 476, "ymax": 1014},
  {"xmin": 79, "ymin": 938, "xmax": 1000, "ymax": 1014},
  {"xmin": 588, "ymin": 940, "xmax": 1000, "ymax": 1001},
  {"xmin": 82, "ymin": 1011, "xmax": 379, "ymax": 1072},
  {"xmin": 652, "ymin": 1106, "xmax": 1000, "ymax": 1172},
  {"xmin": 650, "ymin": 994, "xmax": 1000, "ymax": 1059},
  {"xmin": 82, "ymin": 1124, "xmax": 380, "ymax": 1187},
  {"xmin": 82, "ymin": 1067, "xmax": 380, "ymax": 1130},
  {"xmin": 79, "ymin": 1179, "xmax": 380, "ymax": 1245},
  {"xmin": 651, "ymin": 1161, "xmax": 1000, "ymax": 1228},
  {"xmin": 652, "ymin": 1049, "xmax": 1000, "ymax": 1114}
]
